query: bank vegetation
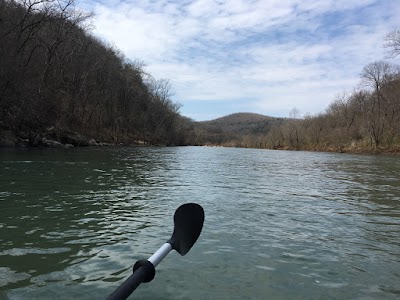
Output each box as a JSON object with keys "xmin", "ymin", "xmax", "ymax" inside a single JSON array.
[
  {"xmin": 1, "ymin": 0, "xmax": 399, "ymax": 154},
  {"xmin": 0, "ymin": 0, "xmax": 188, "ymax": 147},
  {"xmin": 192, "ymin": 32, "xmax": 400, "ymax": 154}
]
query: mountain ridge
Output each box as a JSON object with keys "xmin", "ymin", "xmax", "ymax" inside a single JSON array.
[{"xmin": 200, "ymin": 112, "xmax": 276, "ymax": 125}]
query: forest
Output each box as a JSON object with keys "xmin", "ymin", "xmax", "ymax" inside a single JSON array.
[
  {"xmin": 1, "ymin": 0, "xmax": 399, "ymax": 154},
  {"xmin": 0, "ymin": 0, "xmax": 190, "ymax": 147},
  {"xmin": 263, "ymin": 57, "xmax": 400, "ymax": 153}
]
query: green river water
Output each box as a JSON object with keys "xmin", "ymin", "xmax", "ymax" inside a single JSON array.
[{"xmin": 0, "ymin": 146, "xmax": 399, "ymax": 299}]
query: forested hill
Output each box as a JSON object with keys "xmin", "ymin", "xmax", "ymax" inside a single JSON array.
[
  {"xmin": 206, "ymin": 113, "xmax": 276, "ymax": 125},
  {"xmin": 202, "ymin": 113, "xmax": 286, "ymax": 134},
  {"xmin": 0, "ymin": 0, "xmax": 188, "ymax": 147},
  {"xmin": 184, "ymin": 113, "xmax": 288, "ymax": 146}
]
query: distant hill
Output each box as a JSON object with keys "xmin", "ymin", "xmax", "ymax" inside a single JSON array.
[
  {"xmin": 187, "ymin": 112, "xmax": 288, "ymax": 146},
  {"xmin": 206, "ymin": 112, "xmax": 273, "ymax": 124},
  {"xmin": 199, "ymin": 112, "xmax": 286, "ymax": 135}
]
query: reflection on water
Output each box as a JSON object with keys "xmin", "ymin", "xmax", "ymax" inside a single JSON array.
[{"xmin": 0, "ymin": 147, "xmax": 399, "ymax": 299}]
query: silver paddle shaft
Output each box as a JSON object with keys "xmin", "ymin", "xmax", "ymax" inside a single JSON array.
[{"xmin": 148, "ymin": 243, "xmax": 172, "ymax": 267}]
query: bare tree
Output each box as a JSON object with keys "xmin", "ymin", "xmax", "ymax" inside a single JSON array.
[
  {"xmin": 360, "ymin": 61, "xmax": 398, "ymax": 148},
  {"xmin": 385, "ymin": 29, "xmax": 400, "ymax": 58}
]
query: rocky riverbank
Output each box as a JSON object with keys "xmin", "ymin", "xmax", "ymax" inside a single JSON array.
[{"xmin": 0, "ymin": 128, "xmax": 114, "ymax": 148}]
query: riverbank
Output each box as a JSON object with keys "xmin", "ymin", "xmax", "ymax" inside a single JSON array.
[
  {"xmin": 282, "ymin": 144, "xmax": 400, "ymax": 155},
  {"xmin": 3, "ymin": 127, "xmax": 399, "ymax": 156},
  {"xmin": 0, "ymin": 128, "xmax": 145, "ymax": 148},
  {"xmin": 202, "ymin": 142, "xmax": 400, "ymax": 156}
]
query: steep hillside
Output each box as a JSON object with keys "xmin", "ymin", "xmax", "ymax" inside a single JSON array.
[{"xmin": 0, "ymin": 0, "xmax": 185, "ymax": 147}]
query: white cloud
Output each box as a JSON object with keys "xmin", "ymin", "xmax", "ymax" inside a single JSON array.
[
  {"xmin": 186, "ymin": 0, "xmax": 221, "ymax": 17},
  {"xmin": 77, "ymin": 0, "xmax": 400, "ymax": 120}
]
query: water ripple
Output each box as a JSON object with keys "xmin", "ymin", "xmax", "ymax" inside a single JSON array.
[{"xmin": 0, "ymin": 147, "xmax": 399, "ymax": 299}]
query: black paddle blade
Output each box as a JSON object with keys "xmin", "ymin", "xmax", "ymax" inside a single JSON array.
[{"xmin": 168, "ymin": 203, "xmax": 205, "ymax": 256}]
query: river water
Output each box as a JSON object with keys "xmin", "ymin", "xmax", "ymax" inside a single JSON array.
[{"xmin": 0, "ymin": 146, "xmax": 399, "ymax": 299}]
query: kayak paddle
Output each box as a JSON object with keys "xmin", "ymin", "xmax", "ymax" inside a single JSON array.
[{"xmin": 106, "ymin": 203, "xmax": 205, "ymax": 300}]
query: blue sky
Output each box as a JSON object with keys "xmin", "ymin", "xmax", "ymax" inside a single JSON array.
[{"xmin": 76, "ymin": 0, "xmax": 399, "ymax": 121}]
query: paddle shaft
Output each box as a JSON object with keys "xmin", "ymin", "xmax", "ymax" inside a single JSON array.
[
  {"xmin": 148, "ymin": 243, "xmax": 172, "ymax": 267},
  {"xmin": 106, "ymin": 265, "xmax": 148, "ymax": 300},
  {"xmin": 106, "ymin": 243, "xmax": 173, "ymax": 300}
]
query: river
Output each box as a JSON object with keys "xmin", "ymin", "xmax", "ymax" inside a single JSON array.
[{"xmin": 0, "ymin": 146, "xmax": 399, "ymax": 299}]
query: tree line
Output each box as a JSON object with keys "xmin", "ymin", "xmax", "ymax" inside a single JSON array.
[
  {"xmin": 1, "ymin": 0, "xmax": 399, "ymax": 153},
  {"xmin": 0, "ymin": 0, "xmax": 188, "ymax": 146},
  {"xmin": 263, "ymin": 33, "xmax": 400, "ymax": 153}
]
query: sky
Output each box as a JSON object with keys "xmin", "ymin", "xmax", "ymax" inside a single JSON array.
[{"xmin": 76, "ymin": 0, "xmax": 399, "ymax": 121}]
